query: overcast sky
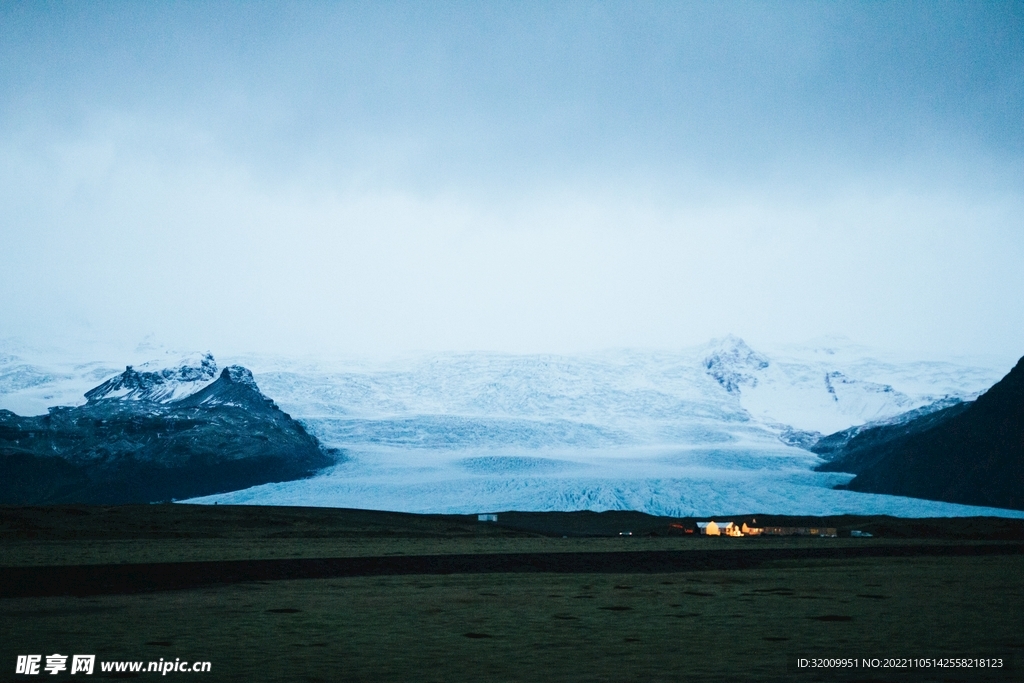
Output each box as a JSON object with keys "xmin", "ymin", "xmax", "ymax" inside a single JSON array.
[{"xmin": 1, "ymin": 1, "xmax": 1022, "ymax": 360}]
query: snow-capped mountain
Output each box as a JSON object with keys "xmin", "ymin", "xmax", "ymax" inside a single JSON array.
[
  {"xmin": 0, "ymin": 359, "xmax": 333, "ymax": 504},
  {"xmin": 0, "ymin": 341, "xmax": 220, "ymax": 416},
  {"xmin": 84, "ymin": 352, "xmax": 218, "ymax": 403},
  {"xmin": 701, "ymin": 335, "xmax": 984, "ymax": 436}
]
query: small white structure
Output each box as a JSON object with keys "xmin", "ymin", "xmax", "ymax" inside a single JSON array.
[
  {"xmin": 698, "ymin": 521, "xmax": 741, "ymax": 537},
  {"xmin": 696, "ymin": 521, "xmax": 720, "ymax": 535},
  {"xmin": 696, "ymin": 520, "xmax": 720, "ymax": 536},
  {"xmin": 477, "ymin": 514, "xmax": 498, "ymax": 522}
]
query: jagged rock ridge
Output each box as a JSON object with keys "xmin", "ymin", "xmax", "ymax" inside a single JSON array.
[
  {"xmin": 85, "ymin": 352, "xmax": 219, "ymax": 403},
  {"xmin": 0, "ymin": 358, "xmax": 337, "ymax": 504}
]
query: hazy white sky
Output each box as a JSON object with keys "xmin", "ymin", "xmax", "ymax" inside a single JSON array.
[{"xmin": 1, "ymin": 2, "xmax": 1022, "ymax": 359}]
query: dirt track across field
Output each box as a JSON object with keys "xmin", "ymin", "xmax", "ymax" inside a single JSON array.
[{"xmin": 5, "ymin": 542, "xmax": 1023, "ymax": 598}]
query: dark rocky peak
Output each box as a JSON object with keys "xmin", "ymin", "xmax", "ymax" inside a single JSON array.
[
  {"xmin": 703, "ymin": 335, "xmax": 770, "ymax": 393},
  {"xmin": 223, "ymin": 365, "xmax": 258, "ymax": 388},
  {"xmin": 85, "ymin": 353, "xmax": 218, "ymax": 403}
]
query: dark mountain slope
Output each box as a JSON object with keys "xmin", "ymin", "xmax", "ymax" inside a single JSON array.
[
  {"xmin": 812, "ymin": 398, "xmax": 970, "ymax": 470},
  {"xmin": 815, "ymin": 355, "xmax": 1024, "ymax": 510},
  {"xmin": 0, "ymin": 365, "xmax": 336, "ymax": 504}
]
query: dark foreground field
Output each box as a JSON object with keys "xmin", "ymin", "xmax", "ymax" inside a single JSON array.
[{"xmin": 2, "ymin": 505, "xmax": 1022, "ymax": 682}]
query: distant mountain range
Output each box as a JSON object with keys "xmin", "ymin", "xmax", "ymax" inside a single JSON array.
[
  {"xmin": 0, "ymin": 357, "xmax": 336, "ymax": 504},
  {"xmin": 0, "ymin": 338, "xmax": 1019, "ymax": 516},
  {"xmin": 815, "ymin": 356, "xmax": 1024, "ymax": 511}
]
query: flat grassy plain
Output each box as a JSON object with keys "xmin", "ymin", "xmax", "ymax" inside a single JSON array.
[{"xmin": 1, "ymin": 505, "xmax": 1022, "ymax": 682}]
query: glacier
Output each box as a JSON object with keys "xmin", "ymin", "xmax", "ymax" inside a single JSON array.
[{"xmin": 3, "ymin": 336, "xmax": 1021, "ymax": 517}]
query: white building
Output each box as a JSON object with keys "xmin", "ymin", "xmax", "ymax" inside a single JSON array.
[{"xmin": 697, "ymin": 520, "xmax": 742, "ymax": 536}]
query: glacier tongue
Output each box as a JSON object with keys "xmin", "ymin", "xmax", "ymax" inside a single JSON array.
[{"xmin": 187, "ymin": 445, "xmax": 1024, "ymax": 518}]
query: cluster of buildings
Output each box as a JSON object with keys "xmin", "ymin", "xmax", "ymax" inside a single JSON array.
[
  {"xmin": 696, "ymin": 521, "xmax": 759, "ymax": 536},
  {"xmin": 695, "ymin": 520, "xmax": 837, "ymax": 537},
  {"xmin": 474, "ymin": 512, "xmax": 847, "ymax": 538}
]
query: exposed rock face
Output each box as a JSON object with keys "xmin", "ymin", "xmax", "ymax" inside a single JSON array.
[
  {"xmin": 0, "ymin": 362, "xmax": 337, "ymax": 504},
  {"xmin": 814, "ymin": 356, "xmax": 1024, "ymax": 511},
  {"xmin": 703, "ymin": 335, "xmax": 770, "ymax": 393}
]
